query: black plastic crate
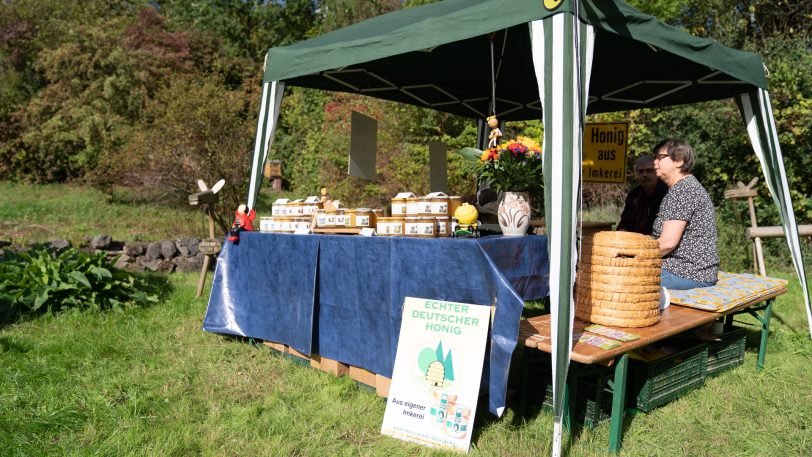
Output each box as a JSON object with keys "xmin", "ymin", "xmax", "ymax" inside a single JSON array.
[
  {"xmin": 707, "ymin": 327, "xmax": 746, "ymax": 377},
  {"xmin": 630, "ymin": 342, "xmax": 708, "ymax": 412},
  {"xmin": 577, "ymin": 373, "xmax": 613, "ymax": 428},
  {"xmin": 541, "ymin": 371, "xmax": 613, "ymax": 429}
]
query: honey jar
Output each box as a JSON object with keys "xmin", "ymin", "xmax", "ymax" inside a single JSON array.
[
  {"xmin": 331, "ymin": 209, "xmax": 345, "ymax": 227},
  {"xmin": 430, "ymin": 196, "xmax": 449, "ymax": 215},
  {"xmin": 377, "ymin": 216, "xmax": 405, "ymax": 236},
  {"xmin": 315, "ymin": 209, "xmax": 329, "ymax": 228},
  {"xmin": 418, "ymin": 197, "xmax": 433, "ymax": 215},
  {"xmin": 405, "ymin": 216, "xmax": 436, "ymax": 237},
  {"xmin": 448, "ymin": 196, "xmax": 462, "ymax": 218},
  {"xmin": 295, "ymin": 217, "xmax": 312, "ymax": 231},
  {"xmin": 406, "ymin": 197, "xmax": 421, "ymax": 216},
  {"xmin": 271, "ymin": 202, "xmax": 287, "ymax": 217},
  {"xmin": 390, "ymin": 198, "xmax": 407, "ymax": 216},
  {"xmin": 287, "ymin": 201, "xmax": 303, "ymax": 216},
  {"xmin": 259, "ymin": 217, "xmax": 272, "ymax": 232},
  {"xmin": 302, "ymin": 201, "xmax": 322, "ymax": 215},
  {"xmin": 435, "ymin": 216, "xmax": 450, "ymax": 237},
  {"xmin": 354, "ymin": 208, "xmax": 372, "ymax": 227}
]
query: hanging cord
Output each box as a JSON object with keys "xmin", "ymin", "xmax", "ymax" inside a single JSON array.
[
  {"xmin": 489, "ymin": 33, "xmax": 497, "ymax": 115},
  {"xmin": 495, "ymin": 28, "xmax": 509, "ymax": 82}
]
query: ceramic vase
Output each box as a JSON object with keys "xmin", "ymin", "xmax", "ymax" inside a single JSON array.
[{"xmin": 497, "ymin": 191, "xmax": 531, "ymax": 236}]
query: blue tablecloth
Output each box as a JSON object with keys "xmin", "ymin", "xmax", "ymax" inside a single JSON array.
[{"xmin": 203, "ymin": 232, "xmax": 549, "ymax": 415}]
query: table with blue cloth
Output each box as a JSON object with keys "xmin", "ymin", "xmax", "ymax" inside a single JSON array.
[{"xmin": 202, "ymin": 232, "xmax": 550, "ymax": 416}]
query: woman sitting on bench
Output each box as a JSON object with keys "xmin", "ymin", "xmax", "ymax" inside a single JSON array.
[{"xmin": 652, "ymin": 139, "xmax": 719, "ymax": 290}]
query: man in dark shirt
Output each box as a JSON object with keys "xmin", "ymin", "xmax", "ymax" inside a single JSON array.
[{"xmin": 617, "ymin": 154, "xmax": 668, "ymax": 234}]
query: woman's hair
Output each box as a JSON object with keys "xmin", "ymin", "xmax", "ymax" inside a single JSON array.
[{"xmin": 653, "ymin": 138, "xmax": 695, "ymax": 173}]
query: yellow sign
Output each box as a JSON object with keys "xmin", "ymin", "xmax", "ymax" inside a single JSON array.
[
  {"xmin": 582, "ymin": 122, "xmax": 629, "ymax": 183},
  {"xmin": 544, "ymin": 0, "xmax": 563, "ymax": 11}
]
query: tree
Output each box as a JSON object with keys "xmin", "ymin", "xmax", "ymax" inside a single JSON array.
[
  {"xmin": 98, "ymin": 74, "xmax": 258, "ymax": 232},
  {"xmin": 317, "ymin": 0, "xmax": 402, "ymax": 32},
  {"xmin": 0, "ymin": 7, "xmax": 212, "ymax": 182},
  {"xmin": 158, "ymin": 0, "xmax": 318, "ymax": 61}
]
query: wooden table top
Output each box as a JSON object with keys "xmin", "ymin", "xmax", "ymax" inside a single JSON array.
[{"xmin": 518, "ymin": 287, "xmax": 786, "ymax": 366}]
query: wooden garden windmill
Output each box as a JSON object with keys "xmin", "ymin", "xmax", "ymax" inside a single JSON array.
[{"xmin": 188, "ymin": 178, "xmax": 225, "ymax": 298}]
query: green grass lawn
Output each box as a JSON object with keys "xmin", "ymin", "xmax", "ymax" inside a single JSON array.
[
  {"xmin": 2, "ymin": 270, "xmax": 811, "ymax": 456},
  {"xmin": 0, "ymin": 182, "xmax": 208, "ymax": 245},
  {"xmin": 0, "ymin": 182, "xmax": 300, "ymax": 246}
]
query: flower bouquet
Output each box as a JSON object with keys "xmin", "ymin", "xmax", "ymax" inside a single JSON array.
[
  {"xmin": 474, "ymin": 136, "xmax": 543, "ymax": 192},
  {"xmin": 458, "ymin": 136, "xmax": 543, "ymax": 236}
]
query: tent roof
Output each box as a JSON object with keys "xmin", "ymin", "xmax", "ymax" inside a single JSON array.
[{"xmin": 263, "ymin": 0, "xmax": 767, "ymax": 120}]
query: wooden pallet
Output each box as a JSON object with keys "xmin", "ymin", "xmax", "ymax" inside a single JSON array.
[{"xmin": 263, "ymin": 340, "xmax": 390, "ymax": 397}]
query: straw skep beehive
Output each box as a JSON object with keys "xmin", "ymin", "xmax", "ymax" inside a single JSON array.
[{"xmin": 576, "ymin": 231, "xmax": 663, "ymax": 327}]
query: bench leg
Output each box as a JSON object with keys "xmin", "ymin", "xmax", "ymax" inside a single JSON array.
[
  {"xmin": 608, "ymin": 354, "xmax": 628, "ymax": 453},
  {"xmin": 565, "ymin": 363, "xmax": 578, "ymax": 434},
  {"xmin": 754, "ymin": 299, "xmax": 773, "ymax": 370}
]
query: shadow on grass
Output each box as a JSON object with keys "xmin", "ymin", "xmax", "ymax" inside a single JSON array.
[
  {"xmin": 0, "ymin": 335, "xmax": 32, "ymax": 354},
  {"xmin": 523, "ymin": 297, "xmax": 550, "ymax": 319},
  {"xmin": 215, "ymin": 332, "xmax": 267, "ymax": 348},
  {"xmin": 498, "ymin": 346, "xmax": 629, "ymax": 452}
]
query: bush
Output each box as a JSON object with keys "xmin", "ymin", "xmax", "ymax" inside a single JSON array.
[
  {"xmin": 715, "ymin": 201, "xmax": 755, "ymax": 273},
  {"xmin": 0, "ymin": 246, "xmax": 158, "ymax": 318},
  {"xmin": 93, "ymin": 74, "xmax": 258, "ymax": 233}
]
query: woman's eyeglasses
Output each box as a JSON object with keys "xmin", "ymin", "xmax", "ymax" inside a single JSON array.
[{"xmin": 654, "ymin": 152, "xmax": 670, "ymax": 161}]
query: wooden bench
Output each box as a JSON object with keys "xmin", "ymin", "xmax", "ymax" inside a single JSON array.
[{"xmin": 517, "ymin": 272, "xmax": 788, "ymax": 453}]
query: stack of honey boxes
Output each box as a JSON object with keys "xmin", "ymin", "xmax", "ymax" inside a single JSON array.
[
  {"xmin": 312, "ymin": 207, "xmax": 379, "ymax": 231},
  {"xmin": 261, "ymin": 196, "xmax": 383, "ymax": 233},
  {"xmin": 260, "ymin": 196, "xmax": 322, "ymax": 232},
  {"xmin": 260, "ymin": 191, "xmax": 465, "ymax": 236},
  {"xmin": 377, "ymin": 192, "xmax": 463, "ymax": 237}
]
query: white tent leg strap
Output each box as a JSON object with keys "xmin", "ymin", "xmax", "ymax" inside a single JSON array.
[
  {"xmin": 530, "ymin": 13, "xmax": 595, "ymax": 457},
  {"xmin": 247, "ymin": 80, "xmax": 286, "ymax": 209},
  {"xmin": 738, "ymin": 89, "xmax": 812, "ymax": 338},
  {"xmin": 552, "ymin": 420, "xmax": 563, "ymax": 457}
]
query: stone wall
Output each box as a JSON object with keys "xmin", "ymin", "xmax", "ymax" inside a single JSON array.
[{"xmin": 0, "ymin": 235, "xmax": 216, "ymax": 273}]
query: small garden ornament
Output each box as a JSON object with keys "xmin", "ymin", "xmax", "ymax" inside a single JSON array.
[
  {"xmin": 188, "ymin": 178, "xmax": 225, "ymax": 297},
  {"xmin": 487, "ymin": 115, "xmax": 502, "ymax": 148},
  {"xmin": 227, "ymin": 204, "xmax": 256, "ymax": 244}
]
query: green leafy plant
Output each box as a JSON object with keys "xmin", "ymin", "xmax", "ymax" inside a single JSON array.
[{"xmin": 0, "ymin": 246, "xmax": 158, "ymax": 316}]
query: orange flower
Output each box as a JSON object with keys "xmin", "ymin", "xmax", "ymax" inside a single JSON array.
[{"xmin": 480, "ymin": 148, "xmax": 500, "ymax": 162}]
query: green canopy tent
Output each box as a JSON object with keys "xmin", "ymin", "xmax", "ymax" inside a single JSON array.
[{"xmin": 245, "ymin": 0, "xmax": 811, "ymax": 454}]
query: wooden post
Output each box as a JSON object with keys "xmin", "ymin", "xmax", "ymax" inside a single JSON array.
[
  {"xmin": 265, "ymin": 160, "xmax": 282, "ymax": 191},
  {"xmin": 195, "ymin": 206, "xmax": 216, "ymax": 297},
  {"xmin": 745, "ymin": 225, "xmax": 812, "ymax": 238},
  {"xmin": 723, "ymin": 178, "xmax": 765, "ymax": 276}
]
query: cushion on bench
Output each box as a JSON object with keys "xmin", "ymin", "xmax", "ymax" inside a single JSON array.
[{"xmin": 668, "ymin": 272, "xmax": 788, "ymax": 313}]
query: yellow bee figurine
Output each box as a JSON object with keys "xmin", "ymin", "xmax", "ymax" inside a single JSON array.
[{"xmin": 452, "ymin": 203, "xmax": 480, "ymax": 238}]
